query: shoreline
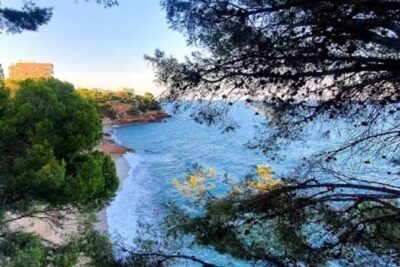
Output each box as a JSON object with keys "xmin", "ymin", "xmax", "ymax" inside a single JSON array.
[
  {"xmin": 6, "ymin": 117, "xmax": 166, "ymax": 245},
  {"xmin": 96, "ymin": 111, "xmax": 171, "ymax": 233},
  {"xmin": 5, "ymin": 132, "xmax": 133, "ymax": 245},
  {"xmin": 102, "ymin": 110, "xmax": 171, "ymax": 127},
  {"xmin": 94, "ymin": 154, "xmax": 131, "ymax": 233},
  {"xmin": 95, "ymin": 129, "xmax": 133, "ymax": 234},
  {"xmin": 99, "ymin": 131, "xmax": 134, "ymax": 155}
]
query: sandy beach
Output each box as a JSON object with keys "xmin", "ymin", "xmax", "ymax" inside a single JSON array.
[{"xmin": 7, "ymin": 208, "xmax": 81, "ymax": 246}]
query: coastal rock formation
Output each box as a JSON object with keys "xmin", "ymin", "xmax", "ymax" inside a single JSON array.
[
  {"xmin": 115, "ymin": 110, "xmax": 171, "ymax": 125},
  {"xmin": 102, "ymin": 102, "xmax": 171, "ymax": 126},
  {"xmin": 100, "ymin": 134, "xmax": 134, "ymax": 156}
]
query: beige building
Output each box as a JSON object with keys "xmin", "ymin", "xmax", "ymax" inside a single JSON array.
[{"xmin": 9, "ymin": 62, "xmax": 54, "ymax": 80}]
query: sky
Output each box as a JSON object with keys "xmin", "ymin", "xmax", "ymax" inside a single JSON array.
[{"xmin": 0, "ymin": 0, "xmax": 192, "ymax": 95}]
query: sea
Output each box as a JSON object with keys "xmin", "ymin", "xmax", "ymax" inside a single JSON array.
[{"xmin": 104, "ymin": 102, "xmax": 395, "ymax": 267}]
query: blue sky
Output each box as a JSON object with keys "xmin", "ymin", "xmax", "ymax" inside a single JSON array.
[{"xmin": 0, "ymin": 0, "xmax": 191, "ymax": 95}]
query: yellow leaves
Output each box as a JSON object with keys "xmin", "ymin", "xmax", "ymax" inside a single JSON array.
[
  {"xmin": 246, "ymin": 180, "xmax": 279, "ymax": 191},
  {"xmin": 248, "ymin": 164, "xmax": 281, "ymax": 192},
  {"xmin": 172, "ymin": 167, "xmax": 218, "ymax": 198},
  {"xmin": 188, "ymin": 175, "xmax": 198, "ymax": 186},
  {"xmin": 257, "ymin": 165, "xmax": 272, "ymax": 181},
  {"xmin": 172, "ymin": 164, "xmax": 281, "ymax": 198}
]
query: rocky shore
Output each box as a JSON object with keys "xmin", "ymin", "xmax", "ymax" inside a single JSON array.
[
  {"xmin": 115, "ymin": 110, "xmax": 171, "ymax": 125},
  {"xmin": 100, "ymin": 133, "xmax": 133, "ymax": 156},
  {"xmin": 102, "ymin": 103, "xmax": 171, "ymax": 127}
]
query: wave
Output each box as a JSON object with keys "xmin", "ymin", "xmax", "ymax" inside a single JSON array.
[
  {"xmin": 107, "ymin": 150, "xmax": 164, "ymax": 253},
  {"xmin": 104, "ymin": 127, "xmax": 123, "ymax": 146},
  {"xmin": 124, "ymin": 152, "xmax": 143, "ymax": 174}
]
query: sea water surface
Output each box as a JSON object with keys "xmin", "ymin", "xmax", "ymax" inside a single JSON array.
[
  {"xmin": 107, "ymin": 103, "xmax": 268, "ymax": 266},
  {"xmin": 105, "ymin": 103, "xmax": 394, "ymax": 266}
]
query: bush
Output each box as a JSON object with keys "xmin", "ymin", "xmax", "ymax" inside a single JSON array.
[
  {"xmin": 99, "ymin": 102, "xmax": 117, "ymax": 120},
  {"xmin": 128, "ymin": 106, "xmax": 141, "ymax": 116},
  {"xmin": 138, "ymin": 99, "xmax": 161, "ymax": 112},
  {"xmin": 0, "ymin": 233, "xmax": 46, "ymax": 267}
]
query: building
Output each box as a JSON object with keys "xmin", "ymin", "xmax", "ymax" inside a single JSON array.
[{"xmin": 9, "ymin": 62, "xmax": 54, "ymax": 80}]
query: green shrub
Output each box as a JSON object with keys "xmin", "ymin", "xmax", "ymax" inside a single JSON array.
[{"xmin": 128, "ymin": 106, "xmax": 141, "ymax": 116}]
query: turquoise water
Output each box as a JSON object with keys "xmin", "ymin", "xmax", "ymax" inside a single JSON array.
[
  {"xmin": 105, "ymin": 102, "xmax": 338, "ymax": 266},
  {"xmin": 106, "ymin": 103, "xmax": 269, "ymax": 266},
  {"xmin": 104, "ymin": 103, "xmax": 395, "ymax": 266}
]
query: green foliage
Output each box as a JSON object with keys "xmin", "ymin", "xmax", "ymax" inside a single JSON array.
[
  {"xmin": 99, "ymin": 102, "xmax": 118, "ymax": 120},
  {"xmin": 67, "ymin": 152, "xmax": 119, "ymax": 206},
  {"xmin": 76, "ymin": 88, "xmax": 162, "ymax": 119},
  {"xmin": 81, "ymin": 230, "xmax": 125, "ymax": 267},
  {"xmin": 0, "ymin": 1, "xmax": 119, "ymax": 34},
  {"xmin": 0, "ymin": 232, "xmax": 46, "ymax": 267},
  {"xmin": 128, "ymin": 106, "xmax": 140, "ymax": 116},
  {"xmin": 143, "ymin": 92, "xmax": 154, "ymax": 101},
  {"xmin": 12, "ymin": 142, "xmax": 66, "ymax": 203},
  {"xmin": 166, "ymin": 181, "xmax": 400, "ymax": 266},
  {"xmin": 76, "ymin": 88, "xmax": 136, "ymax": 103},
  {"xmin": 145, "ymin": 1, "xmax": 400, "ymax": 266},
  {"xmin": 0, "ymin": 79, "xmax": 118, "ymax": 208},
  {"xmin": 0, "ymin": 84, "xmax": 9, "ymax": 116},
  {"xmin": 138, "ymin": 98, "xmax": 161, "ymax": 112},
  {"xmin": 51, "ymin": 241, "xmax": 81, "ymax": 267},
  {"xmin": 0, "ymin": 228, "xmax": 128, "ymax": 267},
  {"xmin": 139, "ymin": 92, "xmax": 161, "ymax": 111},
  {"xmin": 0, "ymin": 2, "xmax": 52, "ymax": 34}
]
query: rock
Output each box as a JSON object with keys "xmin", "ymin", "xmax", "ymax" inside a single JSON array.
[
  {"xmin": 100, "ymin": 136, "xmax": 132, "ymax": 156},
  {"xmin": 113, "ymin": 110, "xmax": 171, "ymax": 125},
  {"xmin": 100, "ymin": 100, "xmax": 171, "ymax": 127}
]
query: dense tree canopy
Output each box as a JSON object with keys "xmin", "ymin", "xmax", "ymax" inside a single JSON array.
[
  {"xmin": 145, "ymin": 0, "xmax": 400, "ymax": 266},
  {"xmin": 0, "ymin": 79, "xmax": 118, "ymax": 209}
]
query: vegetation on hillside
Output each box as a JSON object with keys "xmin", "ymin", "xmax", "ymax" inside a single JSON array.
[{"xmin": 76, "ymin": 89, "xmax": 161, "ymax": 120}]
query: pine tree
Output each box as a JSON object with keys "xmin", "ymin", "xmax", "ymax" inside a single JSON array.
[{"xmin": 146, "ymin": 1, "xmax": 400, "ymax": 265}]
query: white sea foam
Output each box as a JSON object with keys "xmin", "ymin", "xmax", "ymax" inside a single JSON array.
[
  {"xmin": 111, "ymin": 130, "xmax": 123, "ymax": 145},
  {"xmin": 124, "ymin": 152, "xmax": 142, "ymax": 173},
  {"xmin": 106, "ymin": 151, "xmax": 163, "ymax": 250}
]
